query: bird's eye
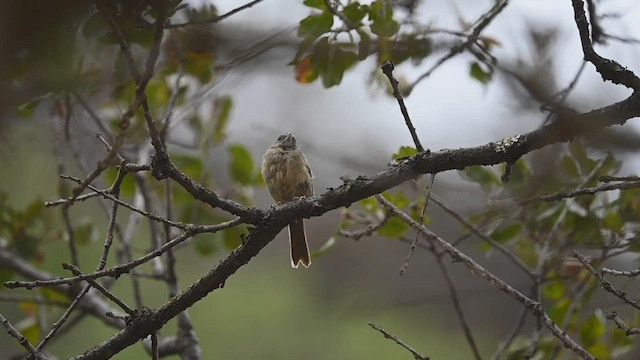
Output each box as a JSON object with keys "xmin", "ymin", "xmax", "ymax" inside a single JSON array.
[{"xmin": 277, "ymin": 135, "xmax": 285, "ymax": 141}]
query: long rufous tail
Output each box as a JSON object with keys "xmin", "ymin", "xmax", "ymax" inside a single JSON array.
[{"xmin": 289, "ymin": 219, "xmax": 311, "ymax": 268}]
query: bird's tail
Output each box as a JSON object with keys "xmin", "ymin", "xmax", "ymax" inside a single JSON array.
[{"xmin": 289, "ymin": 219, "xmax": 311, "ymax": 268}]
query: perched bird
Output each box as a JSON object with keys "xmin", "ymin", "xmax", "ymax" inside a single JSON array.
[{"xmin": 261, "ymin": 133, "xmax": 314, "ymax": 268}]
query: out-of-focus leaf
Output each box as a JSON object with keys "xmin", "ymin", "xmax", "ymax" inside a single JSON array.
[
  {"xmin": 146, "ymin": 79, "xmax": 170, "ymax": 110},
  {"xmin": 580, "ymin": 311, "xmax": 606, "ymax": 347},
  {"xmin": 193, "ymin": 233, "xmax": 218, "ymax": 256},
  {"xmin": 298, "ymin": 12, "xmax": 334, "ymax": 40},
  {"xmin": 343, "ymin": 3, "xmax": 368, "ymax": 24},
  {"xmin": 514, "ymin": 237, "xmax": 537, "ymax": 267},
  {"xmin": 561, "ymin": 155, "xmax": 579, "ymax": 178},
  {"xmin": 312, "ymin": 236, "xmax": 336, "ymax": 258},
  {"xmin": 490, "ymin": 223, "xmax": 522, "ymax": 243},
  {"xmin": 0, "ymin": 267, "xmax": 15, "ymax": 284},
  {"xmin": 392, "ymin": 146, "xmax": 418, "ymax": 160},
  {"xmin": 295, "ymin": 55, "xmax": 319, "ymax": 84},
  {"xmin": 106, "ymin": 167, "xmax": 136, "ymax": 198},
  {"xmin": 19, "ymin": 301, "xmax": 37, "ymax": 316},
  {"xmin": 17, "ymin": 95, "xmax": 48, "ymax": 118},
  {"xmin": 40, "ymin": 288, "xmax": 70, "ymax": 304},
  {"xmin": 303, "ymin": 0, "xmax": 327, "ymax": 9},
  {"xmin": 14, "ymin": 230, "xmax": 39, "ymax": 260},
  {"xmin": 543, "ymin": 277, "xmax": 566, "ymax": 301},
  {"xmin": 602, "ymin": 210, "xmax": 623, "ymax": 232},
  {"xmin": 358, "ymin": 197, "xmax": 378, "ymax": 213},
  {"xmin": 228, "ymin": 144, "xmax": 254, "ymax": 185},
  {"xmin": 16, "ymin": 317, "xmax": 40, "ymax": 345},
  {"xmin": 381, "ymin": 191, "xmax": 409, "ymax": 209},
  {"xmin": 173, "ymin": 154, "xmax": 203, "ymax": 179},
  {"xmin": 458, "ymin": 165, "xmax": 499, "ymax": 190},
  {"xmin": 378, "ymin": 216, "xmax": 409, "ymax": 238},
  {"xmin": 212, "ymin": 96, "xmax": 233, "ymax": 144},
  {"xmin": 369, "ymin": 0, "xmax": 399, "ymax": 37},
  {"xmin": 547, "ymin": 298, "xmax": 570, "ymax": 324},
  {"xmin": 322, "ymin": 47, "xmax": 358, "ymax": 87},
  {"xmin": 73, "ymin": 220, "xmax": 98, "ymax": 245},
  {"xmin": 184, "ymin": 52, "xmax": 214, "ymax": 83},
  {"xmin": 469, "ymin": 62, "xmax": 492, "ymax": 84},
  {"xmin": 358, "ymin": 32, "xmax": 371, "ymax": 60}
]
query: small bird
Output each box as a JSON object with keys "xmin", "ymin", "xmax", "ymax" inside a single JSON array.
[{"xmin": 261, "ymin": 133, "xmax": 314, "ymax": 268}]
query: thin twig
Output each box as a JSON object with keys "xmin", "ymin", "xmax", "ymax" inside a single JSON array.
[
  {"xmin": 520, "ymin": 180, "xmax": 640, "ymax": 204},
  {"xmin": 5, "ymin": 219, "xmax": 242, "ymax": 289},
  {"xmin": 605, "ymin": 310, "xmax": 640, "ymax": 335},
  {"xmin": 601, "ymin": 268, "xmax": 640, "ymax": 277},
  {"xmin": 400, "ymin": 175, "xmax": 435, "ymax": 275},
  {"xmin": 368, "ymin": 322, "xmax": 429, "ymax": 360},
  {"xmin": 0, "ymin": 313, "xmax": 46, "ymax": 359},
  {"xmin": 408, "ymin": 0, "xmax": 508, "ymax": 92},
  {"xmin": 381, "ymin": 61, "xmax": 425, "ymax": 153},
  {"xmin": 573, "ymin": 251, "xmax": 640, "ymax": 310},
  {"xmin": 63, "ymin": 263, "xmax": 136, "ymax": 316}
]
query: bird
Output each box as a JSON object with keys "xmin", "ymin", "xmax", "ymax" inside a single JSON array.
[{"xmin": 261, "ymin": 133, "xmax": 314, "ymax": 268}]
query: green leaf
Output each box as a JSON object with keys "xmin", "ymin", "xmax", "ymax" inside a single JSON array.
[
  {"xmin": 173, "ymin": 154, "xmax": 203, "ymax": 179},
  {"xmin": 16, "ymin": 317, "xmax": 41, "ymax": 345},
  {"xmin": 602, "ymin": 210, "xmax": 623, "ymax": 232},
  {"xmin": 580, "ymin": 312, "xmax": 605, "ymax": 347},
  {"xmin": 392, "ymin": 146, "xmax": 418, "ymax": 160},
  {"xmin": 222, "ymin": 225, "xmax": 246, "ymax": 250},
  {"xmin": 321, "ymin": 47, "xmax": 358, "ymax": 87},
  {"xmin": 212, "ymin": 96, "xmax": 233, "ymax": 144},
  {"xmin": 228, "ymin": 144, "xmax": 254, "ymax": 185},
  {"xmin": 105, "ymin": 167, "xmax": 137, "ymax": 198},
  {"xmin": 469, "ymin": 62, "xmax": 492, "ymax": 84},
  {"xmin": 458, "ymin": 166, "xmax": 499, "ymax": 190},
  {"xmin": 490, "ymin": 223, "xmax": 522, "ymax": 243},
  {"xmin": 560, "ymin": 155, "xmax": 579, "ymax": 178},
  {"xmin": 343, "ymin": 3, "xmax": 368, "ymax": 24},
  {"xmin": 73, "ymin": 220, "xmax": 98, "ymax": 245},
  {"xmin": 184, "ymin": 51, "xmax": 214, "ymax": 83},
  {"xmin": 370, "ymin": 18, "xmax": 400, "ymax": 37},
  {"xmin": 358, "ymin": 197, "xmax": 378, "ymax": 213},
  {"xmin": 303, "ymin": 0, "xmax": 327, "ymax": 9},
  {"xmin": 381, "ymin": 191, "xmax": 409, "ymax": 209},
  {"xmin": 543, "ymin": 277, "xmax": 566, "ymax": 301},
  {"xmin": 298, "ymin": 12, "xmax": 334, "ymax": 40},
  {"xmin": 368, "ymin": 0, "xmax": 399, "ymax": 37},
  {"xmin": 193, "ymin": 233, "xmax": 218, "ymax": 256},
  {"xmin": 378, "ymin": 216, "xmax": 409, "ymax": 238}
]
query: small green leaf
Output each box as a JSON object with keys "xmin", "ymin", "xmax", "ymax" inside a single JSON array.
[
  {"xmin": 358, "ymin": 197, "xmax": 378, "ymax": 213},
  {"xmin": 370, "ymin": 18, "xmax": 400, "ymax": 37},
  {"xmin": 228, "ymin": 144, "xmax": 254, "ymax": 185},
  {"xmin": 458, "ymin": 166, "xmax": 499, "ymax": 190},
  {"xmin": 298, "ymin": 12, "xmax": 334, "ymax": 39},
  {"xmin": 16, "ymin": 317, "xmax": 41, "ymax": 345},
  {"xmin": 222, "ymin": 225, "xmax": 245, "ymax": 250},
  {"xmin": 105, "ymin": 167, "xmax": 137, "ymax": 198},
  {"xmin": 17, "ymin": 95, "xmax": 48, "ymax": 118},
  {"xmin": 378, "ymin": 216, "xmax": 409, "ymax": 238},
  {"xmin": 381, "ymin": 191, "xmax": 409, "ymax": 209},
  {"xmin": 322, "ymin": 47, "xmax": 358, "ymax": 87},
  {"xmin": 392, "ymin": 146, "xmax": 418, "ymax": 160},
  {"xmin": 213, "ymin": 96, "xmax": 233, "ymax": 143},
  {"xmin": 469, "ymin": 62, "xmax": 492, "ymax": 84}
]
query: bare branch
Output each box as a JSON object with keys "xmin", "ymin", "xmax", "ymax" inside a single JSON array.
[
  {"xmin": 0, "ymin": 313, "xmax": 46, "ymax": 360},
  {"xmin": 571, "ymin": 0, "xmax": 640, "ymax": 90},
  {"xmin": 368, "ymin": 322, "xmax": 429, "ymax": 360},
  {"xmin": 381, "ymin": 61, "xmax": 425, "ymax": 153},
  {"xmin": 573, "ymin": 251, "xmax": 640, "ymax": 310},
  {"xmin": 520, "ymin": 180, "xmax": 640, "ymax": 204},
  {"xmin": 605, "ymin": 310, "xmax": 640, "ymax": 336}
]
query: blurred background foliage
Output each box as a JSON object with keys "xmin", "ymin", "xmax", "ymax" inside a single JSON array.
[{"xmin": 1, "ymin": 0, "xmax": 640, "ymax": 359}]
